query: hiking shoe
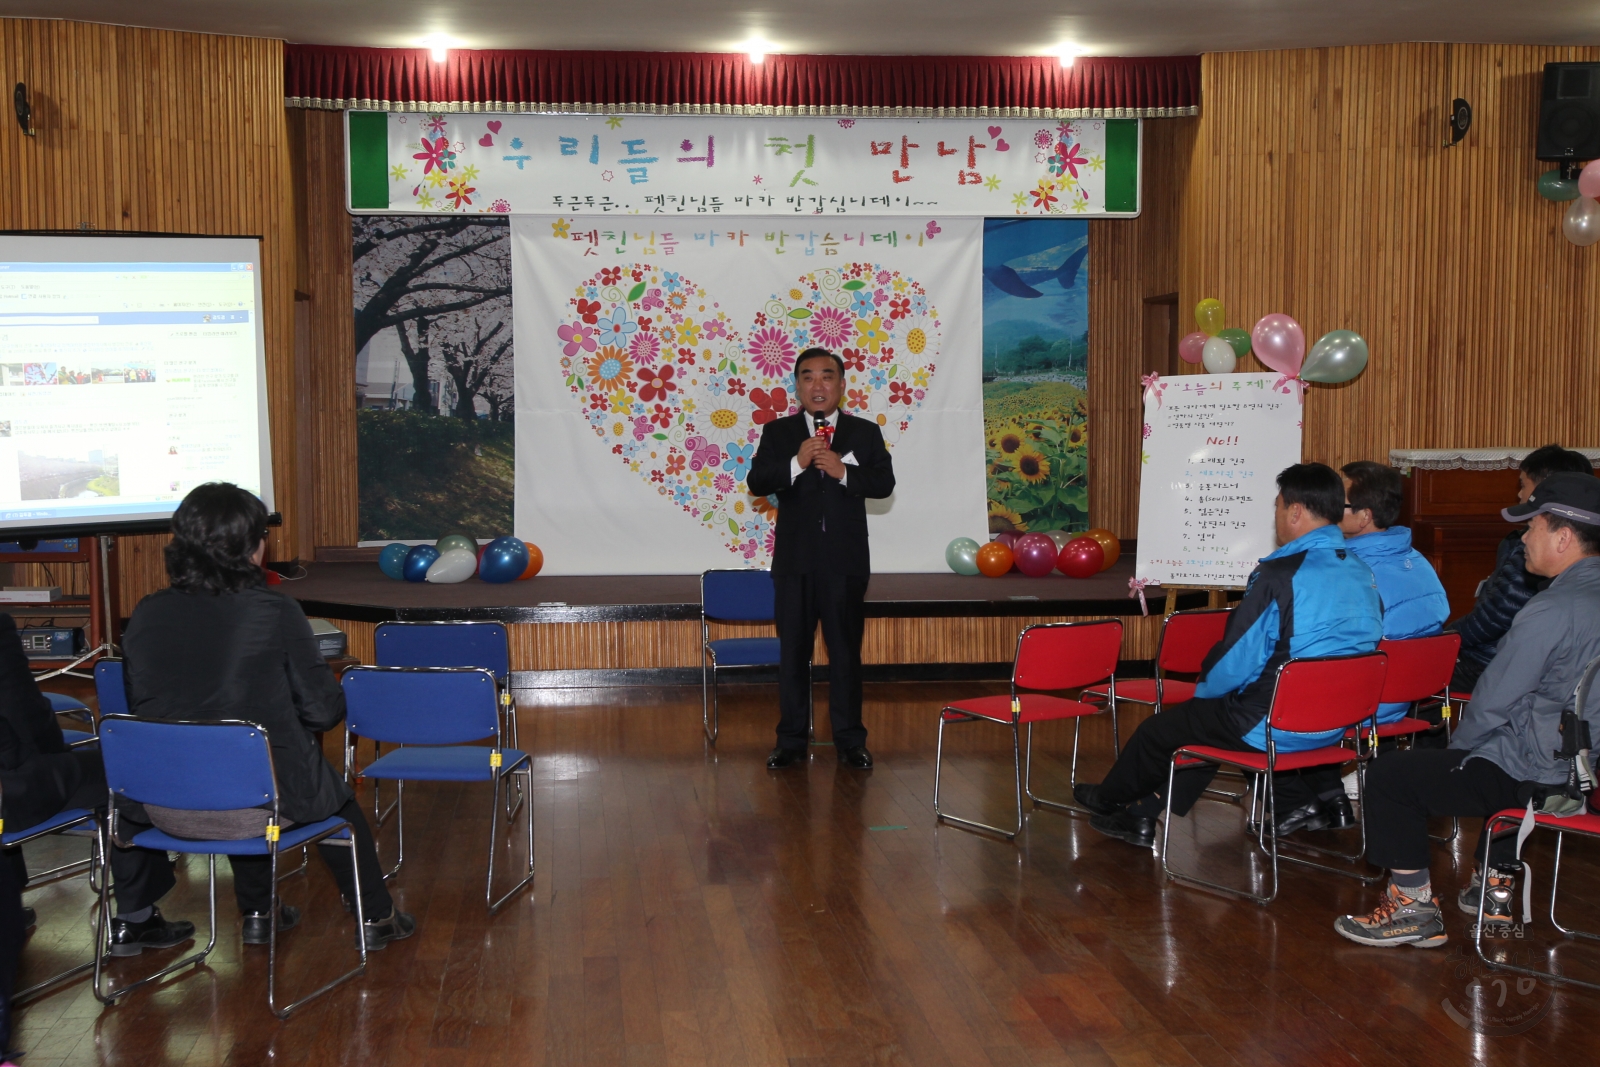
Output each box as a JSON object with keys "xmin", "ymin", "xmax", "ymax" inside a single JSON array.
[
  {"xmin": 1456, "ymin": 868, "xmax": 1516, "ymax": 924},
  {"xmin": 1334, "ymin": 883, "xmax": 1448, "ymax": 948}
]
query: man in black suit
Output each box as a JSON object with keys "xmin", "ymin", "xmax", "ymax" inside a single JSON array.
[{"xmin": 747, "ymin": 348, "xmax": 896, "ymax": 769}]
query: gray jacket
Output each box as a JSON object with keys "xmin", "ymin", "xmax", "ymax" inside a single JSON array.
[{"xmin": 1450, "ymin": 554, "xmax": 1600, "ymax": 785}]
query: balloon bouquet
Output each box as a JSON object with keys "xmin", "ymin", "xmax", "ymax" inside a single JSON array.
[
  {"xmin": 1181, "ymin": 298, "xmax": 1369, "ymax": 386},
  {"xmin": 945, "ymin": 528, "xmax": 1121, "ymax": 579},
  {"xmin": 1543, "ymin": 161, "xmax": 1600, "ymax": 246},
  {"xmin": 378, "ymin": 535, "xmax": 545, "ymax": 584}
]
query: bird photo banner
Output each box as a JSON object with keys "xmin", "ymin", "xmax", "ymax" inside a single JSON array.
[
  {"xmin": 348, "ymin": 111, "xmax": 1140, "ymax": 218},
  {"xmin": 510, "ymin": 214, "xmax": 988, "ymax": 574}
]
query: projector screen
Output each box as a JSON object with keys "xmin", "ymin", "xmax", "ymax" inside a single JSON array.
[{"xmin": 0, "ymin": 234, "xmax": 272, "ymax": 536}]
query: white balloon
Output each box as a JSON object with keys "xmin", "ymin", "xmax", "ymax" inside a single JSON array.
[
  {"xmin": 1564, "ymin": 196, "xmax": 1600, "ymax": 247},
  {"xmin": 1201, "ymin": 335, "xmax": 1238, "ymax": 373},
  {"xmin": 425, "ymin": 547, "xmax": 480, "ymax": 584}
]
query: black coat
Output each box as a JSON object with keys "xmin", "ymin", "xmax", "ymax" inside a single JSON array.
[
  {"xmin": 122, "ymin": 587, "xmax": 351, "ymax": 825},
  {"xmin": 0, "ymin": 613, "xmax": 81, "ymax": 832},
  {"xmin": 746, "ymin": 410, "xmax": 895, "ymax": 575}
]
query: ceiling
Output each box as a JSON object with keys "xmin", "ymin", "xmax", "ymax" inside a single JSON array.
[{"xmin": 5, "ymin": 1, "xmax": 1600, "ymax": 57}]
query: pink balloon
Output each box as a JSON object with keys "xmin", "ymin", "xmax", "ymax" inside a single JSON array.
[
  {"xmin": 1581, "ymin": 161, "xmax": 1600, "ymax": 200},
  {"xmin": 1251, "ymin": 314, "xmax": 1306, "ymax": 376},
  {"xmin": 1178, "ymin": 331, "xmax": 1207, "ymax": 364},
  {"xmin": 1013, "ymin": 533, "xmax": 1059, "ymax": 578}
]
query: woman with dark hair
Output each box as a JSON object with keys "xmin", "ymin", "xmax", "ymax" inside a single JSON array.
[{"xmin": 121, "ymin": 483, "xmax": 414, "ymax": 949}]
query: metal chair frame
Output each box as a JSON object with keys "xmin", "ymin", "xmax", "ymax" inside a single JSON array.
[
  {"xmin": 3, "ymin": 806, "xmax": 102, "ymax": 1003},
  {"xmin": 1474, "ymin": 808, "xmax": 1600, "ymax": 992},
  {"xmin": 1161, "ymin": 652, "xmax": 1388, "ymax": 906},
  {"xmin": 343, "ymin": 666, "xmax": 535, "ymax": 914},
  {"xmin": 699, "ymin": 568, "xmax": 811, "ymax": 744},
  {"xmin": 92, "ymin": 716, "xmax": 367, "ymax": 1019},
  {"xmin": 934, "ymin": 620, "xmax": 1123, "ymax": 840}
]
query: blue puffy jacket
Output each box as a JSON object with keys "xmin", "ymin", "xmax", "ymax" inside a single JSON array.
[
  {"xmin": 1194, "ymin": 524, "xmax": 1384, "ymax": 752},
  {"xmin": 1345, "ymin": 526, "xmax": 1451, "ymax": 723}
]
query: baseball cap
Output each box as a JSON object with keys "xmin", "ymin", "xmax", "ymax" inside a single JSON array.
[{"xmin": 1502, "ymin": 471, "xmax": 1600, "ymax": 524}]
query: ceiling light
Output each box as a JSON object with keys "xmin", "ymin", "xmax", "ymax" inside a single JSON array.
[
  {"xmin": 749, "ymin": 50, "xmax": 766, "ymax": 65},
  {"xmin": 421, "ymin": 35, "xmax": 456, "ymax": 63},
  {"xmin": 739, "ymin": 38, "xmax": 773, "ymax": 64},
  {"xmin": 1058, "ymin": 46, "xmax": 1079, "ymax": 68}
]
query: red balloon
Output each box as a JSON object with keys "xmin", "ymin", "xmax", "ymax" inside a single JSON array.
[
  {"xmin": 1013, "ymin": 533, "xmax": 1058, "ymax": 577},
  {"xmin": 1057, "ymin": 536, "xmax": 1105, "ymax": 578}
]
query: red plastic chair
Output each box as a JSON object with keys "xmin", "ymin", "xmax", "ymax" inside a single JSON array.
[
  {"xmin": 1358, "ymin": 632, "xmax": 1462, "ymax": 742},
  {"xmin": 1475, "ymin": 807, "xmax": 1600, "ymax": 992},
  {"xmin": 1083, "ymin": 607, "xmax": 1231, "ymax": 714},
  {"xmin": 933, "ymin": 620, "xmax": 1123, "ymax": 839},
  {"xmin": 1161, "ymin": 651, "xmax": 1388, "ymax": 905}
]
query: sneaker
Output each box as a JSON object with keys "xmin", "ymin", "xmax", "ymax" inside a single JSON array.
[
  {"xmin": 108, "ymin": 907, "xmax": 197, "ymax": 957},
  {"xmin": 1341, "ymin": 770, "xmax": 1360, "ymax": 800},
  {"xmin": 362, "ymin": 908, "xmax": 417, "ymax": 950},
  {"xmin": 1456, "ymin": 868, "xmax": 1516, "ymax": 924},
  {"xmin": 1334, "ymin": 883, "xmax": 1448, "ymax": 948},
  {"xmin": 241, "ymin": 904, "xmax": 302, "ymax": 945}
]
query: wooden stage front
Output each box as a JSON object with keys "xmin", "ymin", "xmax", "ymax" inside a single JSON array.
[{"xmin": 286, "ymin": 559, "xmax": 1207, "ymax": 685}]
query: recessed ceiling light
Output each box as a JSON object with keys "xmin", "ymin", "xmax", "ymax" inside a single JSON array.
[
  {"xmin": 739, "ymin": 38, "xmax": 774, "ymax": 64},
  {"xmin": 421, "ymin": 35, "xmax": 457, "ymax": 63},
  {"xmin": 1058, "ymin": 46, "xmax": 1080, "ymax": 68}
]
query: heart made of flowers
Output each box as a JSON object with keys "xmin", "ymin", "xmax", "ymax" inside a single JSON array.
[{"xmin": 557, "ymin": 262, "xmax": 943, "ymax": 563}]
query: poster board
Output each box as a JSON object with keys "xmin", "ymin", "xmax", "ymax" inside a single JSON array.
[{"xmin": 1135, "ymin": 373, "xmax": 1303, "ymax": 587}]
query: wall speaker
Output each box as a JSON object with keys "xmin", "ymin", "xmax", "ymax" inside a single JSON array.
[{"xmin": 1538, "ymin": 62, "xmax": 1600, "ymax": 162}]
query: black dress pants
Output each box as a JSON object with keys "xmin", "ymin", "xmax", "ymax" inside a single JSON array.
[
  {"xmin": 228, "ymin": 798, "xmax": 392, "ymax": 919},
  {"xmin": 1096, "ymin": 697, "xmax": 1258, "ymax": 817},
  {"xmin": 0, "ymin": 841, "xmax": 22, "ymax": 1055},
  {"xmin": 774, "ymin": 572, "xmax": 868, "ymax": 752},
  {"xmin": 1364, "ymin": 748, "xmax": 1525, "ymax": 872}
]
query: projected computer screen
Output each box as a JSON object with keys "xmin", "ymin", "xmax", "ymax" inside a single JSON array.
[{"xmin": 0, "ymin": 234, "xmax": 272, "ymax": 535}]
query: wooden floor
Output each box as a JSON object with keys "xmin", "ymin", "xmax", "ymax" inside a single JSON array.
[{"xmin": 12, "ymin": 681, "xmax": 1600, "ymax": 1067}]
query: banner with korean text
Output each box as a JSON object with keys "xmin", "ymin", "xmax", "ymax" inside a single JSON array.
[
  {"xmin": 510, "ymin": 215, "xmax": 988, "ymax": 574},
  {"xmin": 348, "ymin": 112, "xmax": 1140, "ymax": 217}
]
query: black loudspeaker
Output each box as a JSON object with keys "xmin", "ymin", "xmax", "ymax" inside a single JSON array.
[{"xmin": 1538, "ymin": 63, "xmax": 1600, "ymax": 161}]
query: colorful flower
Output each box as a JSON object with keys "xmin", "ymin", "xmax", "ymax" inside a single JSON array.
[
  {"xmin": 841, "ymin": 348, "xmax": 866, "ymax": 372},
  {"xmin": 640, "ymin": 288, "xmax": 664, "ymax": 312},
  {"xmin": 810, "ymin": 306, "xmax": 852, "ymax": 348},
  {"xmin": 723, "ymin": 442, "xmax": 755, "ymax": 479},
  {"xmin": 699, "ymin": 397, "xmax": 749, "ymax": 443},
  {"xmin": 702, "ymin": 316, "xmax": 729, "ymax": 340},
  {"xmin": 846, "ymin": 388, "xmax": 869, "ymax": 410},
  {"xmin": 706, "ymin": 372, "xmax": 728, "ymax": 395},
  {"xmin": 1031, "ymin": 181, "xmax": 1058, "ymax": 211},
  {"xmin": 726, "ymin": 377, "xmax": 748, "ymax": 397},
  {"xmin": 752, "ymin": 495, "xmax": 779, "ymax": 518},
  {"xmin": 747, "ymin": 327, "xmax": 797, "ymax": 378},
  {"xmin": 911, "ymin": 293, "xmax": 929, "ymax": 315},
  {"xmin": 600, "ymin": 267, "xmax": 623, "ymax": 286},
  {"xmin": 849, "ymin": 289, "xmax": 876, "ymax": 317},
  {"xmin": 676, "ymin": 320, "xmax": 702, "ymax": 346},
  {"xmin": 868, "ymin": 368, "xmax": 888, "ymax": 389},
  {"xmin": 597, "ymin": 308, "xmax": 638, "ymax": 346},
  {"xmin": 697, "ymin": 468, "xmax": 715, "ymax": 487},
  {"xmin": 1068, "ymin": 423, "xmax": 1088, "ymax": 448},
  {"xmin": 1054, "ymin": 140, "xmax": 1089, "ymax": 179},
  {"xmin": 575, "ymin": 298, "xmax": 602, "ymax": 325},
  {"xmin": 662, "ymin": 271, "xmax": 683, "ymax": 292},
  {"xmin": 989, "ymin": 502, "xmax": 1027, "ymax": 533},
  {"xmin": 1015, "ymin": 447, "xmax": 1050, "ymax": 485},
  {"xmin": 413, "ymin": 136, "xmax": 454, "ymax": 175},
  {"xmin": 609, "ymin": 389, "xmax": 631, "ymax": 412},
  {"xmin": 855, "ymin": 317, "xmax": 890, "ymax": 353},
  {"xmin": 637, "ymin": 364, "xmax": 677, "ymax": 402},
  {"xmin": 424, "ymin": 115, "xmax": 449, "ymax": 135},
  {"xmin": 684, "ymin": 435, "xmax": 723, "ymax": 471},
  {"xmin": 551, "ymin": 219, "xmax": 571, "ymax": 239},
  {"xmin": 667, "ymin": 291, "xmax": 688, "ymax": 311},
  {"xmin": 665, "ymin": 452, "xmax": 686, "ymax": 476},
  {"xmin": 628, "ymin": 330, "xmax": 661, "ymax": 366},
  {"xmin": 672, "ymin": 484, "xmax": 693, "ymax": 507},
  {"xmin": 912, "ymin": 368, "xmax": 930, "ymax": 388},
  {"xmin": 558, "ymin": 321, "xmax": 599, "ymax": 357},
  {"xmin": 888, "ymin": 296, "xmax": 911, "ymax": 320},
  {"xmin": 631, "ymin": 416, "xmax": 653, "ymax": 440},
  {"xmin": 750, "ymin": 386, "xmax": 791, "ymax": 425},
  {"xmin": 586, "ymin": 348, "xmax": 635, "ymax": 390},
  {"xmin": 905, "ymin": 327, "xmax": 928, "ymax": 356},
  {"xmin": 714, "ymin": 473, "xmax": 735, "ymax": 493},
  {"xmin": 991, "ymin": 422, "xmax": 1026, "ymax": 455},
  {"xmin": 651, "ymin": 403, "xmax": 674, "ymax": 429},
  {"xmin": 889, "ymin": 380, "xmax": 914, "ymax": 406}
]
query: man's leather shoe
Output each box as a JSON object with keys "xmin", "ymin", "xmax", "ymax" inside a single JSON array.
[
  {"xmin": 363, "ymin": 909, "xmax": 417, "ymax": 950},
  {"xmin": 767, "ymin": 747, "xmax": 806, "ymax": 769},
  {"xmin": 838, "ymin": 745, "xmax": 873, "ymax": 769},
  {"xmin": 1320, "ymin": 793, "xmax": 1356, "ymax": 830},
  {"xmin": 108, "ymin": 907, "xmax": 196, "ymax": 957},
  {"xmin": 1089, "ymin": 810, "xmax": 1157, "ymax": 848},
  {"xmin": 1072, "ymin": 783, "xmax": 1121, "ymax": 817},
  {"xmin": 241, "ymin": 905, "xmax": 301, "ymax": 946},
  {"xmin": 1269, "ymin": 800, "xmax": 1330, "ymax": 837}
]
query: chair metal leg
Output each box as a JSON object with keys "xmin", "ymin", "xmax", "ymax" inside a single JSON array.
[
  {"xmin": 807, "ymin": 678, "xmax": 816, "ymax": 743},
  {"xmin": 275, "ymin": 847, "xmax": 309, "ymax": 883},
  {"xmin": 486, "ymin": 759, "xmax": 537, "ymax": 915},
  {"xmin": 1548, "ymin": 832, "xmax": 1600, "ymax": 942},
  {"xmin": 375, "ymin": 780, "xmax": 406, "ymax": 882},
  {"xmin": 1428, "ymin": 817, "xmax": 1460, "ymax": 844},
  {"xmin": 95, "ymin": 848, "xmax": 220, "ymax": 1005},
  {"xmin": 702, "ymin": 654, "xmax": 719, "ymax": 744},
  {"xmin": 1162, "ymin": 755, "xmax": 1279, "ymax": 906},
  {"xmin": 1474, "ymin": 815, "xmax": 1600, "ymax": 993},
  {"xmin": 1022, "ymin": 720, "xmax": 1094, "ymax": 817},
  {"xmin": 269, "ymin": 823, "xmax": 369, "ymax": 1019},
  {"xmin": 931, "ymin": 710, "xmax": 1021, "ymax": 840}
]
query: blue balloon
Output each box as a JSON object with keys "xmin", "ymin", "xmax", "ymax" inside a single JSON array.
[
  {"xmin": 478, "ymin": 535, "xmax": 529, "ymax": 584},
  {"xmin": 378, "ymin": 543, "xmax": 410, "ymax": 580},
  {"xmin": 402, "ymin": 544, "xmax": 440, "ymax": 583}
]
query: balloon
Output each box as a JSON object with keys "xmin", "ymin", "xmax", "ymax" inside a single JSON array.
[
  {"xmin": 976, "ymin": 541, "xmax": 1014, "ymax": 578},
  {"xmin": 519, "ymin": 542, "xmax": 544, "ymax": 579},
  {"xmin": 1194, "ymin": 298, "xmax": 1225, "ymax": 336},
  {"xmin": 425, "ymin": 547, "xmax": 479, "ymax": 584},
  {"xmin": 402, "ymin": 545, "xmax": 439, "ymax": 583},
  {"xmin": 435, "ymin": 533, "xmax": 477, "ymax": 556},
  {"xmin": 1218, "ymin": 328, "xmax": 1252, "ymax": 359},
  {"xmin": 1251, "ymin": 313, "xmax": 1306, "ymax": 376},
  {"xmin": 1044, "ymin": 530, "xmax": 1072, "ymax": 552},
  {"xmin": 1580, "ymin": 161, "xmax": 1600, "ymax": 200},
  {"xmin": 1201, "ymin": 336, "xmax": 1237, "ymax": 373},
  {"xmin": 478, "ymin": 535, "xmax": 530, "ymax": 583},
  {"xmin": 1057, "ymin": 536, "xmax": 1104, "ymax": 578},
  {"xmin": 378, "ymin": 543, "xmax": 409, "ymax": 580},
  {"xmin": 1178, "ymin": 331, "xmax": 1207, "ymax": 364},
  {"xmin": 1540, "ymin": 169, "xmax": 1582, "ymax": 202},
  {"xmin": 1563, "ymin": 196, "xmax": 1600, "ymax": 246},
  {"xmin": 993, "ymin": 531, "xmax": 1020, "ymax": 550},
  {"xmin": 1300, "ymin": 329, "xmax": 1370, "ymax": 384},
  {"xmin": 1014, "ymin": 533, "xmax": 1059, "ymax": 578},
  {"xmin": 1084, "ymin": 528, "xmax": 1121, "ymax": 569},
  {"xmin": 945, "ymin": 537, "xmax": 981, "ymax": 575}
]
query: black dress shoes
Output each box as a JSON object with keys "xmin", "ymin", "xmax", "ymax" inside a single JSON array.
[
  {"xmin": 1320, "ymin": 793, "xmax": 1357, "ymax": 830},
  {"xmin": 108, "ymin": 907, "xmax": 197, "ymax": 957},
  {"xmin": 363, "ymin": 908, "xmax": 417, "ymax": 950},
  {"xmin": 838, "ymin": 745, "xmax": 874, "ymax": 769},
  {"xmin": 241, "ymin": 904, "xmax": 301, "ymax": 945},
  {"xmin": 767, "ymin": 747, "xmax": 806, "ymax": 769},
  {"xmin": 1072, "ymin": 783, "xmax": 1121, "ymax": 817},
  {"xmin": 1089, "ymin": 810, "xmax": 1157, "ymax": 848}
]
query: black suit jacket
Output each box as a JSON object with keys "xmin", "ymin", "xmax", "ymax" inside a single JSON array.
[
  {"xmin": 0, "ymin": 612, "xmax": 88, "ymax": 832},
  {"xmin": 746, "ymin": 410, "xmax": 895, "ymax": 576}
]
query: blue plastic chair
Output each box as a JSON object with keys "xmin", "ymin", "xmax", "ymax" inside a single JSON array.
[
  {"xmin": 701, "ymin": 569, "xmax": 806, "ymax": 744},
  {"xmin": 93, "ymin": 659, "xmax": 129, "ymax": 717},
  {"xmin": 2, "ymin": 806, "xmax": 100, "ymax": 1003},
  {"xmin": 41, "ymin": 690, "xmax": 97, "ymax": 749},
  {"xmin": 93, "ymin": 716, "xmax": 368, "ymax": 1018},
  {"xmin": 342, "ymin": 666, "xmax": 534, "ymax": 914}
]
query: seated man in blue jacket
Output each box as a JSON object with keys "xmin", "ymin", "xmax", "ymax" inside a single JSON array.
[{"xmin": 1074, "ymin": 463, "xmax": 1384, "ymax": 848}]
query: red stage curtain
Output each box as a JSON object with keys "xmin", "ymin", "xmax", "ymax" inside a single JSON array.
[{"xmin": 285, "ymin": 46, "xmax": 1198, "ymax": 117}]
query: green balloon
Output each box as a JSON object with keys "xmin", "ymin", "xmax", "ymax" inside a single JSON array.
[
  {"xmin": 1218, "ymin": 328, "xmax": 1252, "ymax": 359},
  {"xmin": 945, "ymin": 536, "xmax": 981, "ymax": 575},
  {"xmin": 1539, "ymin": 170, "xmax": 1582, "ymax": 202},
  {"xmin": 1300, "ymin": 329, "xmax": 1369, "ymax": 384},
  {"xmin": 436, "ymin": 533, "xmax": 478, "ymax": 556}
]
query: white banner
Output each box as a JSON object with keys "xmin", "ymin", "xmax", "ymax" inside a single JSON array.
[
  {"xmin": 349, "ymin": 112, "xmax": 1140, "ymax": 218},
  {"xmin": 511, "ymin": 215, "xmax": 988, "ymax": 574},
  {"xmin": 1135, "ymin": 373, "xmax": 1305, "ymax": 587}
]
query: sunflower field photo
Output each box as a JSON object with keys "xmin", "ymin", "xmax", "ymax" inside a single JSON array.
[{"xmin": 981, "ymin": 218, "xmax": 1089, "ymax": 535}]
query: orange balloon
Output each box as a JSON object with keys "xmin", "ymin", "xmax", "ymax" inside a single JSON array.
[
  {"xmin": 1084, "ymin": 528, "xmax": 1120, "ymax": 570},
  {"xmin": 976, "ymin": 541, "xmax": 1014, "ymax": 577},
  {"xmin": 518, "ymin": 542, "xmax": 544, "ymax": 579}
]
